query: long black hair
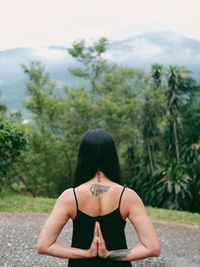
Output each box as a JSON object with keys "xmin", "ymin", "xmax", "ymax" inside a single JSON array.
[{"xmin": 74, "ymin": 129, "xmax": 121, "ymax": 187}]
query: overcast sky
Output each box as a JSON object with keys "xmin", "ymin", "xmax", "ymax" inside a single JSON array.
[{"xmin": 0, "ymin": 0, "xmax": 200, "ymax": 50}]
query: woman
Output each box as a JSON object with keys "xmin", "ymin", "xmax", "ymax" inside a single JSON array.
[{"xmin": 37, "ymin": 129, "xmax": 160, "ymax": 266}]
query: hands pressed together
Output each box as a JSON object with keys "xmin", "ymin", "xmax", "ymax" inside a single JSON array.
[{"xmin": 88, "ymin": 221, "xmax": 110, "ymax": 259}]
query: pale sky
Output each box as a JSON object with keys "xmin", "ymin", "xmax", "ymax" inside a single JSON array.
[{"xmin": 0, "ymin": 0, "xmax": 200, "ymax": 50}]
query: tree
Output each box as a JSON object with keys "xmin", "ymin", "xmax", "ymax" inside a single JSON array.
[
  {"xmin": 10, "ymin": 61, "xmax": 97, "ymax": 197},
  {"xmin": 142, "ymin": 96, "xmax": 157, "ymax": 174},
  {"xmin": 68, "ymin": 37, "xmax": 108, "ymax": 92},
  {"xmin": 165, "ymin": 66, "xmax": 184, "ymax": 163},
  {"xmin": 0, "ymin": 117, "xmax": 27, "ymax": 190},
  {"xmin": 151, "ymin": 64, "xmax": 162, "ymax": 88},
  {"xmin": 181, "ymin": 81, "xmax": 200, "ymax": 212},
  {"xmin": 139, "ymin": 65, "xmax": 165, "ymax": 175},
  {"xmin": 0, "ymin": 91, "xmax": 7, "ymax": 116}
]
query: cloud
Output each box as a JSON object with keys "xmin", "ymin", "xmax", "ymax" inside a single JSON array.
[
  {"xmin": 104, "ymin": 31, "xmax": 200, "ymax": 77},
  {"xmin": 0, "ymin": 0, "xmax": 200, "ymax": 50}
]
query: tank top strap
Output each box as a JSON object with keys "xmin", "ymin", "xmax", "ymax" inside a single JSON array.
[
  {"xmin": 118, "ymin": 186, "xmax": 126, "ymax": 209},
  {"xmin": 73, "ymin": 188, "xmax": 79, "ymax": 210}
]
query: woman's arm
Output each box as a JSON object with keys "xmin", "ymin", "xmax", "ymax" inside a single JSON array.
[
  {"xmin": 97, "ymin": 189, "xmax": 160, "ymax": 261},
  {"xmin": 36, "ymin": 189, "xmax": 98, "ymax": 259}
]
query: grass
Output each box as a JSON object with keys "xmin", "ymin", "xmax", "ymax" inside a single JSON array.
[
  {"xmin": 147, "ymin": 206, "xmax": 200, "ymax": 227},
  {"xmin": 0, "ymin": 194, "xmax": 200, "ymax": 227},
  {"xmin": 0, "ymin": 194, "xmax": 56, "ymax": 214}
]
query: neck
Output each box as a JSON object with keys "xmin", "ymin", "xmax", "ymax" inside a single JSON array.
[{"xmin": 92, "ymin": 171, "xmax": 109, "ymax": 184}]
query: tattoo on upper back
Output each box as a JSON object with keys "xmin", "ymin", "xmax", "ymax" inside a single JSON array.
[
  {"xmin": 106, "ymin": 249, "xmax": 132, "ymax": 261},
  {"xmin": 90, "ymin": 184, "xmax": 111, "ymax": 196}
]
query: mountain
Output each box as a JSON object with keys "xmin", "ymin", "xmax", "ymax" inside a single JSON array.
[
  {"xmin": 0, "ymin": 46, "xmax": 76, "ymax": 112},
  {"xmin": 0, "ymin": 31, "xmax": 200, "ymax": 113},
  {"xmin": 107, "ymin": 31, "xmax": 200, "ymax": 74}
]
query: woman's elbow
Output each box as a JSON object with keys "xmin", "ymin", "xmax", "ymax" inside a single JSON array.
[
  {"xmin": 150, "ymin": 243, "xmax": 161, "ymax": 257},
  {"xmin": 152, "ymin": 247, "xmax": 161, "ymax": 257},
  {"xmin": 36, "ymin": 242, "xmax": 47, "ymax": 254}
]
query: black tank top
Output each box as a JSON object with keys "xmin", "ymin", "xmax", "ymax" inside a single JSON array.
[{"xmin": 68, "ymin": 187, "xmax": 132, "ymax": 267}]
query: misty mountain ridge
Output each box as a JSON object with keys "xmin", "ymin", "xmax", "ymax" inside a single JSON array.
[
  {"xmin": 108, "ymin": 31, "xmax": 200, "ymax": 70},
  {"xmin": 0, "ymin": 31, "xmax": 200, "ymax": 113}
]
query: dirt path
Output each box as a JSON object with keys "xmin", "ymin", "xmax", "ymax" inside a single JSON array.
[{"xmin": 0, "ymin": 213, "xmax": 199, "ymax": 267}]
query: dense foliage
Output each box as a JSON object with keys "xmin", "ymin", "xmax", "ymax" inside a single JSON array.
[
  {"xmin": 0, "ymin": 111, "xmax": 28, "ymax": 191},
  {"xmin": 1, "ymin": 38, "xmax": 199, "ymax": 212}
]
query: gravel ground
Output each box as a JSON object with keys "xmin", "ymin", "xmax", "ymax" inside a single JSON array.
[{"xmin": 0, "ymin": 213, "xmax": 199, "ymax": 267}]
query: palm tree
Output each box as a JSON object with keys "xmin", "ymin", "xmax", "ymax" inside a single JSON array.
[
  {"xmin": 166, "ymin": 66, "xmax": 183, "ymax": 163},
  {"xmin": 142, "ymin": 97, "xmax": 157, "ymax": 174},
  {"xmin": 152, "ymin": 64, "xmax": 162, "ymax": 88}
]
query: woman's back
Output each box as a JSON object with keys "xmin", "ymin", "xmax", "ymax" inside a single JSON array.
[
  {"xmin": 74, "ymin": 180, "xmax": 126, "ymax": 217},
  {"xmin": 68, "ymin": 178, "xmax": 132, "ymax": 266}
]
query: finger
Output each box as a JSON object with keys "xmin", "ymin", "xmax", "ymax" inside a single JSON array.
[
  {"xmin": 94, "ymin": 221, "xmax": 98, "ymax": 236},
  {"xmin": 92, "ymin": 236, "xmax": 98, "ymax": 246},
  {"xmin": 98, "ymin": 224, "xmax": 103, "ymax": 238},
  {"xmin": 97, "ymin": 230, "xmax": 105, "ymax": 246},
  {"xmin": 97, "ymin": 223, "xmax": 105, "ymax": 247},
  {"xmin": 98, "ymin": 239, "xmax": 102, "ymax": 247},
  {"xmin": 95, "ymin": 236, "xmax": 99, "ymax": 243},
  {"xmin": 98, "ymin": 239, "xmax": 106, "ymax": 256},
  {"xmin": 96, "ymin": 222, "xmax": 100, "ymax": 236},
  {"xmin": 99, "ymin": 224, "xmax": 102, "ymax": 237},
  {"xmin": 97, "ymin": 238, "xmax": 103, "ymax": 249},
  {"xmin": 99, "ymin": 231, "xmax": 106, "ymax": 248}
]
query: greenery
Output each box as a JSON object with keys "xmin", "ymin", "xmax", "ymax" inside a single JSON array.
[
  {"xmin": 0, "ymin": 194, "xmax": 199, "ymax": 227},
  {"xmin": 0, "ymin": 112, "xmax": 28, "ymax": 189},
  {"xmin": 147, "ymin": 206, "xmax": 200, "ymax": 226},
  {"xmin": 0, "ymin": 37, "xmax": 200, "ymax": 213},
  {"xmin": 0, "ymin": 193, "xmax": 55, "ymax": 213}
]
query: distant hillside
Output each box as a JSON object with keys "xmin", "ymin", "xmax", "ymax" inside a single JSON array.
[
  {"xmin": 108, "ymin": 31, "xmax": 200, "ymax": 74},
  {"xmin": 0, "ymin": 31, "xmax": 200, "ymax": 114},
  {"xmin": 0, "ymin": 46, "xmax": 76, "ymax": 112}
]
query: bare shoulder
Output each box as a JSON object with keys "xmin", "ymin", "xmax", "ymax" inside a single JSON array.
[
  {"xmin": 56, "ymin": 188, "xmax": 75, "ymax": 210},
  {"xmin": 122, "ymin": 188, "xmax": 146, "ymax": 217},
  {"xmin": 57, "ymin": 188, "xmax": 75, "ymax": 205},
  {"xmin": 52, "ymin": 188, "xmax": 76, "ymax": 219},
  {"xmin": 124, "ymin": 188, "xmax": 144, "ymax": 204}
]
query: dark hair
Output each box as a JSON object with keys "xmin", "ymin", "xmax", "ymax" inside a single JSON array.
[{"xmin": 74, "ymin": 129, "xmax": 121, "ymax": 187}]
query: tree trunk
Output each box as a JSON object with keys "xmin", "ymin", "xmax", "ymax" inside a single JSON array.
[
  {"xmin": 11, "ymin": 166, "xmax": 35, "ymax": 196},
  {"xmin": 147, "ymin": 139, "xmax": 154, "ymax": 174},
  {"xmin": 173, "ymin": 116, "xmax": 180, "ymax": 163}
]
